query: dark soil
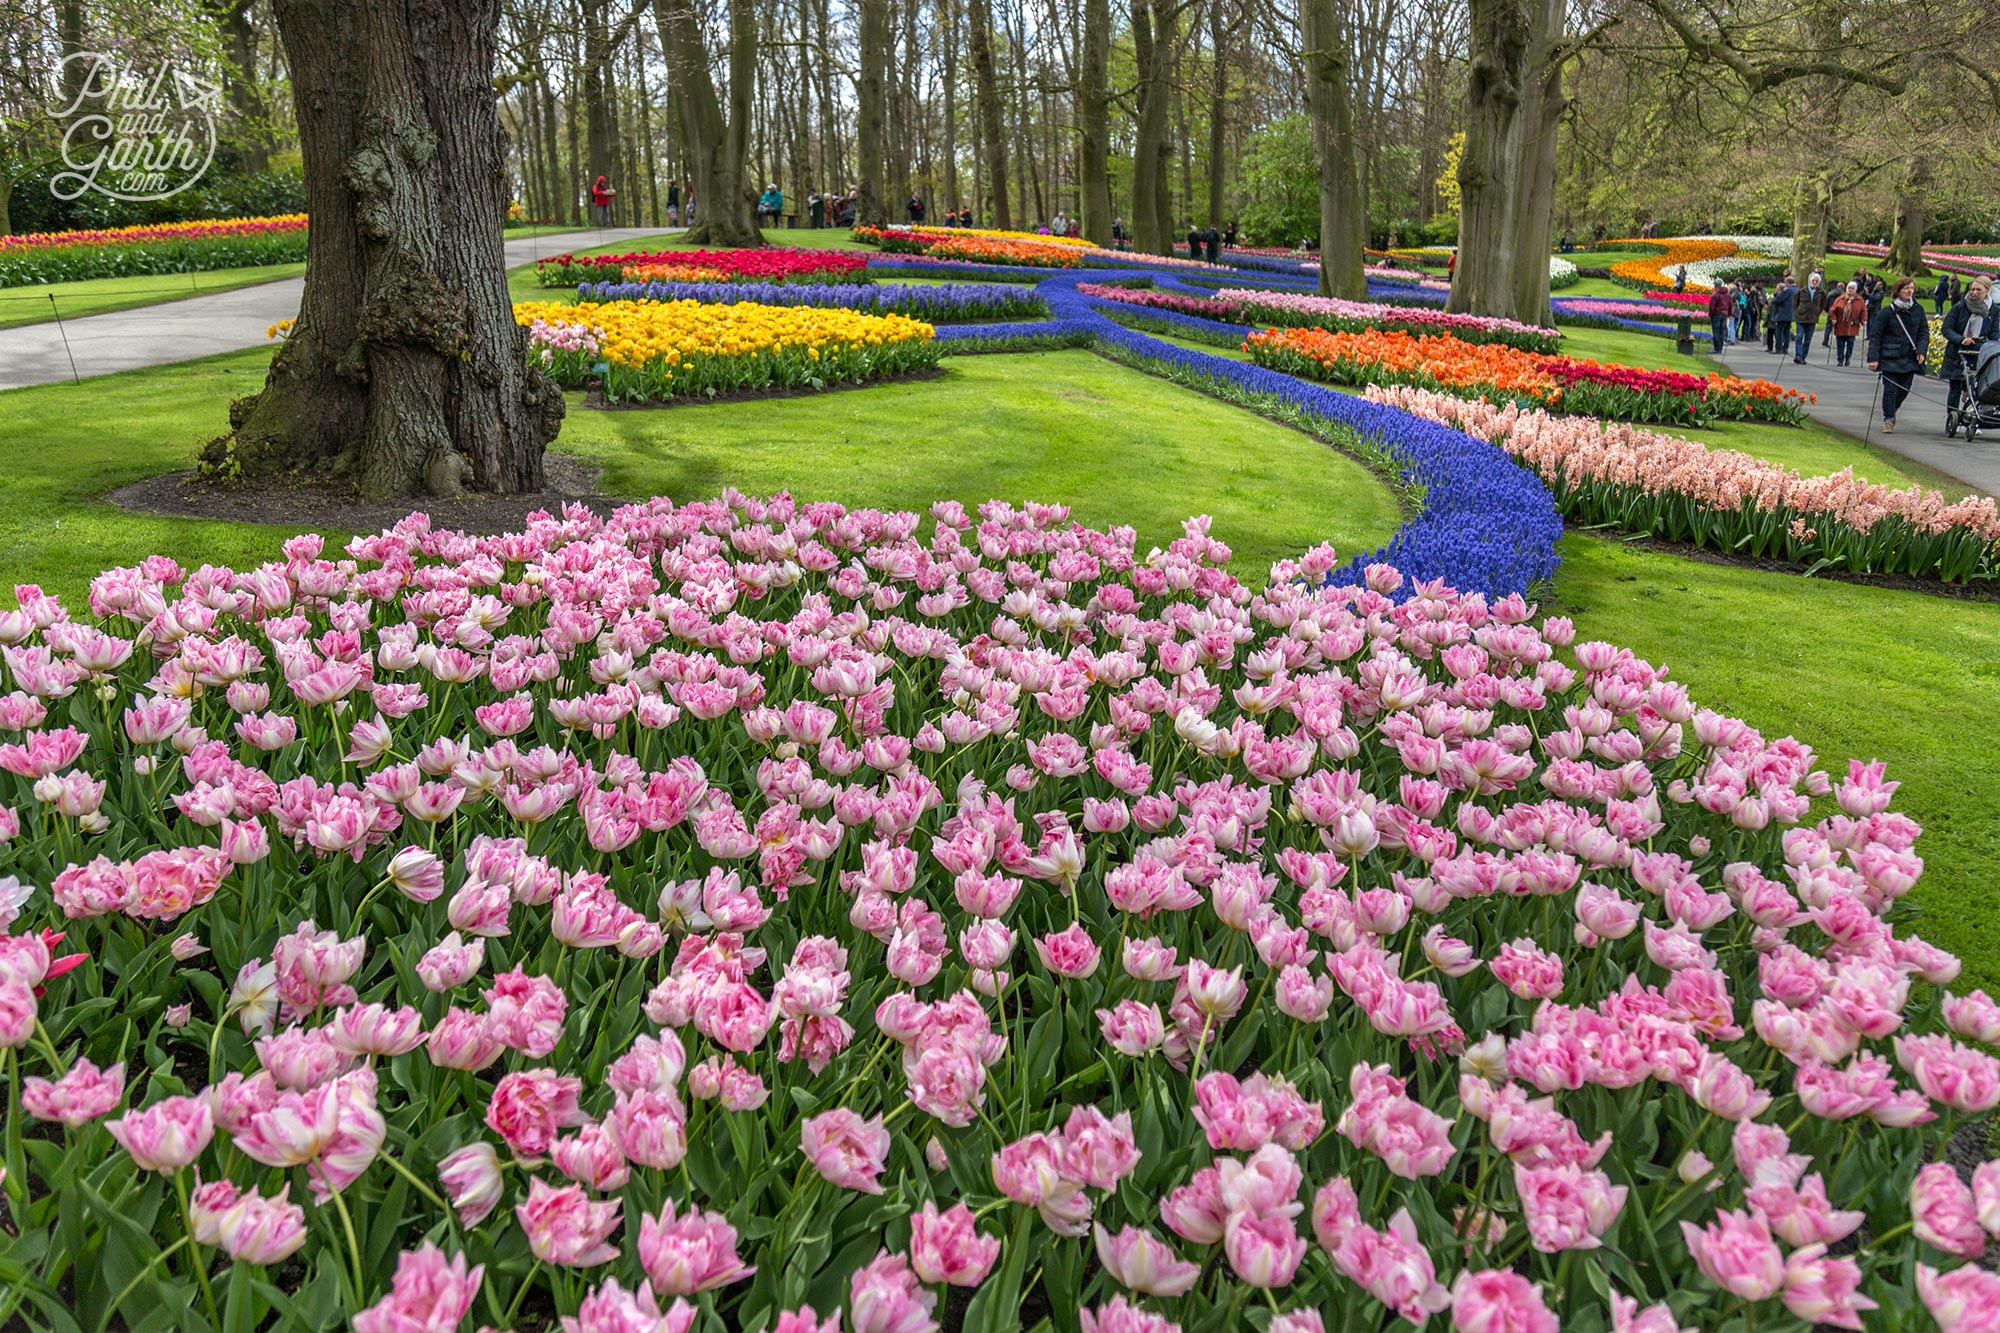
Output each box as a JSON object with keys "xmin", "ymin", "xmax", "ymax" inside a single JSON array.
[
  {"xmin": 581, "ymin": 364, "xmax": 947, "ymax": 411},
  {"xmin": 106, "ymin": 454, "xmax": 622, "ymax": 535},
  {"xmin": 1596, "ymin": 530, "xmax": 2000, "ymax": 602}
]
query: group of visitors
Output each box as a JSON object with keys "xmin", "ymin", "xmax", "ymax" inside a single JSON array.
[
  {"xmin": 1184, "ymin": 222, "xmax": 1227, "ymax": 262},
  {"xmin": 1700, "ymin": 269, "xmax": 1875, "ymax": 366}
]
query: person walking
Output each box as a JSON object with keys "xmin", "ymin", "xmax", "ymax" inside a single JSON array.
[
  {"xmin": 907, "ymin": 192, "xmax": 926, "ymax": 224},
  {"xmin": 1950, "ymin": 275, "xmax": 1965, "ymax": 305},
  {"xmin": 1204, "ymin": 224, "xmax": 1221, "ymax": 263},
  {"xmin": 1867, "ymin": 277, "xmax": 1930, "ymax": 433},
  {"xmin": 1186, "ymin": 221, "xmax": 1203, "ymax": 256},
  {"xmin": 1743, "ymin": 282, "xmax": 1763, "ymax": 345},
  {"xmin": 1942, "ymin": 275, "xmax": 2000, "ymax": 424},
  {"xmin": 1706, "ymin": 281, "xmax": 1734, "ymax": 354},
  {"xmin": 1792, "ymin": 273, "xmax": 1829, "ymax": 364},
  {"xmin": 1673, "ymin": 266, "xmax": 1689, "ymax": 293},
  {"xmin": 666, "ymin": 179, "xmax": 681, "ymax": 225},
  {"xmin": 590, "ymin": 174, "xmax": 615, "ymax": 226},
  {"xmin": 1224, "ymin": 221, "xmax": 1238, "ymax": 248},
  {"xmin": 1828, "ymin": 281, "xmax": 1868, "ymax": 366},
  {"xmin": 1934, "ymin": 273, "xmax": 1953, "ymax": 316},
  {"xmin": 1112, "ymin": 217, "xmax": 1127, "ymax": 246},
  {"xmin": 1767, "ymin": 275, "xmax": 1796, "ymax": 355}
]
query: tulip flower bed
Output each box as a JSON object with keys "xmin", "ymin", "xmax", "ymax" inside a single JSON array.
[
  {"xmin": 854, "ymin": 227, "xmax": 1086, "ymax": 269},
  {"xmin": 4, "ymin": 493, "xmax": 1997, "ymax": 1333},
  {"xmin": 576, "ymin": 279, "xmax": 1048, "ymax": 323},
  {"xmin": 1244, "ymin": 326, "xmax": 1812, "ymax": 426},
  {"xmin": 0, "ymin": 214, "xmax": 309, "ymax": 286},
  {"xmin": 534, "ymin": 248, "xmax": 872, "ymax": 288},
  {"xmin": 514, "ymin": 298, "xmax": 939, "ymax": 403},
  {"xmin": 1831, "ymin": 242, "xmax": 2000, "ymax": 278},
  {"xmin": 1074, "ymin": 283, "xmax": 1562, "ymax": 353},
  {"xmin": 1605, "ymin": 238, "xmax": 1790, "ymax": 294},
  {"xmin": 1367, "ymin": 383, "xmax": 2000, "ymax": 581}
]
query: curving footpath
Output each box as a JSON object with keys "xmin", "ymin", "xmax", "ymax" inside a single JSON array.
[
  {"xmin": 0, "ymin": 227, "xmax": 674, "ymax": 392},
  {"xmin": 1715, "ymin": 338, "xmax": 2000, "ymax": 496}
]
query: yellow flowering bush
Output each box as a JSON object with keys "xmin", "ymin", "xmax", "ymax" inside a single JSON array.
[{"xmin": 514, "ymin": 298, "xmax": 939, "ymax": 403}]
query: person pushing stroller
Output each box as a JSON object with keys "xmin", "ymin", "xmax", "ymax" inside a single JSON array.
[{"xmin": 1943, "ymin": 275, "xmax": 2000, "ymax": 441}]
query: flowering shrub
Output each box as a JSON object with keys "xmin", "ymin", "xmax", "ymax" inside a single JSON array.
[
  {"xmin": 514, "ymin": 298, "xmax": 938, "ymax": 402},
  {"xmin": 534, "ymin": 249, "xmax": 871, "ymax": 288},
  {"xmin": 1074, "ymin": 283, "xmax": 1562, "ymax": 353},
  {"xmin": 1368, "ymin": 384, "xmax": 2000, "ymax": 581},
  {"xmin": 577, "ymin": 279, "xmax": 1048, "ymax": 323},
  {"xmin": 0, "ymin": 214, "xmax": 309, "ymax": 286},
  {"xmin": 1243, "ymin": 326, "xmax": 1812, "ymax": 425},
  {"xmin": 1, "ymin": 495, "xmax": 1992, "ymax": 1333}
]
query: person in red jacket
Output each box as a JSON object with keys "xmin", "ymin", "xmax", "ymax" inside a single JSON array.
[
  {"xmin": 1706, "ymin": 283, "xmax": 1735, "ymax": 353},
  {"xmin": 590, "ymin": 175, "xmax": 615, "ymax": 226}
]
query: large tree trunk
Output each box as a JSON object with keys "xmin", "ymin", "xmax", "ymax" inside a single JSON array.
[
  {"xmin": 941, "ymin": 0, "xmax": 961, "ymax": 210},
  {"xmin": 1302, "ymin": 0, "xmax": 1365, "ymax": 298},
  {"xmin": 967, "ymin": 0, "xmax": 1011, "ymax": 228},
  {"xmin": 656, "ymin": 0, "xmax": 763, "ymax": 245},
  {"xmin": 1890, "ymin": 158, "xmax": 1930, "ymax": 277},
  {"xmin": 1447, "ymin": 0, "xmax": 1561, "ymax": 325},
  {"xmin": 211, "ymin": 0, "xmax": 561, "ymax": 498},
  {"xmin": 1078, "ymin": 0, "xmax": 1113, "ymax": 243},
  {"xmin": 1130, "ymin": 0, "xmax": 1169, "ymax": 253},
  {"xmin": 1789, "ymin": 170, "xmax": 1833, "ymax": 284},
  {"xmin": 857, "ymin": 0, "xmax": 890, "ymax": 226},
  {"xmin": 1205, "ymin": 0, "xmax": 1228, "ymax": 228},
  {"xmin": 220, "ymin": 0, "xmax": 271, "ymax": 175}
]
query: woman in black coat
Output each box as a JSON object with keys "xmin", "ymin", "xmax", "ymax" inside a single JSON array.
[
  {"xmin": 1941, "ymin": 275, "xmax": 1999, "ymax": 419},
  {"xmin": 1867, "ymin": 277, "xmax": 1931, "ymax": 432}
]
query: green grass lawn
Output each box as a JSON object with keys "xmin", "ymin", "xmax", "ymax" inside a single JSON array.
[{"xmin": 0, "ymin": 263, "xmax": 306, "ymax": 330}]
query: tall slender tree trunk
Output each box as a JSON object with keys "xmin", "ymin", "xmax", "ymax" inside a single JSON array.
[
  {"xmin": 1890, "ymin": 158, "xmax": 1930, "ymax": 276},
  {"xmin": 1302, "ymin": 0, "xmax": 1365, "ymax": 297},
  {"xmin": 656, "ymin": 0, "xmax": 763, "ymax": 245},
  {"xmin": 1205, "ymin": 0, "xmax": 1228, "ymax": 227},
  {"xmin": 858, "ymin": 0, "xmax": 890, "ymax": 225},
  {"xmin": 220, "ymin": 0, "xmax": 271, "ymax": 174},
  {"xmin": 1078, "ymin": 0, "xmax": 1112, "ymax": 242},
  {"xmin": 942, "ymin": 0, "xmax": 961, "ymax": 210},
  {"xmin": 1448, "ymin": 0, "xmax": 1562, "ymax": 325},
  {"xmin": 1130, "ymin": 0, "xmax": 1167, "ymax": 252},
  {"xmin": 212, "ymin": 0, "xmax": 561, "ymax": 498},
  {"xmin": 967, "ymin": 0, "xmax": 1011, "ymax": 228}
]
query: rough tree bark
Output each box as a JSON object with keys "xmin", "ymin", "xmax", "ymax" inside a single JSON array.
[
  {"xmin": 1078, "ymin": 0, "xmax": 1113, "ymax": 243},
  {"xmin": 1130, "ymin": 0, "xmax": 1173, "ymax": 253},
  {"xmin": 1890, "ymin": 158, "xmax": 1931, "ymax": 277},
  {"xmin": 1302, "ymin": 0, "xmax": 1365, "ymax": 298},
  {"xmin": 209, "ymin": 0, "xmax": 562, "ymax": 498},
  {"xmin": 941, "ymin": 0, "xmax": 961, "ymax": 209},
  {"xmin": 967, "ymin": 0, "xmax": 1011, "ymax": 228},
  {"xmin": 1789, "ymin": 170, "xmax": 1833, "ymax": 283},
  {"xmin": 1205, "ymin": 0, "xmax": 1228, "ymax": 228},
  {"xmin": 857, "ymin": 0, "xmax": 890, "ymax": 226},
  {"xmin": 1447, "ymin": 0, "xmax": 1564, "ymax": 325},
  {"xmin": 656, "ymin": 0, "xmax": 763, "ymax": 245},
  {"xmin": 219, "ymin": 0, "xmax": 271, "ymax": 175}
]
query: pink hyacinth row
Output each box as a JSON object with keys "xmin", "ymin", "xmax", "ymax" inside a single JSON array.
[
  {"xmin": 0, "ymin": 494, "xmax": 1995, "ymax": 1330},
  {"xmin": 1230, "ymin": 289, "xmax": 1554, "ymax": 342},
  {"xmin": 1364, "ymin": 384, "xmax": 2000, "ymax": 544}
]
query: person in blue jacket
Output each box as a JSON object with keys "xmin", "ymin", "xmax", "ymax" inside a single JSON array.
[
  {"xmin": 1766, "ymin": 277, "xmax": 1797, "ymax": 355},
  {"xmin": 757, "ymin": 184, "xmax": 784, "ymax": 226}
]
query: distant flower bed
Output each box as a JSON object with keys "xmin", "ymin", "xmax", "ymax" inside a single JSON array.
[
  {"xmin": 514, "ymin": 297, "xmax": 937, "ymax": 402},
  {"xmin": 1604, "ymin": 238, "xmax": 1789, "ymax": 294},
  {"xmin": 855, "ymin": 226, "xmax": 1085, "ymax": 268},
  {"xmin": 534, "ymin": 248, "xmax": 871, "ymax": 288},
  {"xmin": 1370, "ymin": 384, "xmax": 2000, "ymax": 581},
  {"xmin": 0, "ymin": 214, "xmax": 308, "ymax": 286},
  {"xmin": 1245, "ymin": 325, "xmax": 1812, "ymax": 425},
  {"xmin": 1076, "ymin": 282, "xmax": 1562, "ymax": 353},
  {"xmin": 1831, "ymin": 241, "xmax": 2000, "ymax": 278},
  {"xmin": 575, "ymin": 279, "xmax": 1046, "ymax": 323}
]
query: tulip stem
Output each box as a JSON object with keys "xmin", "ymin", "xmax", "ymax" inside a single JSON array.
[
  {"xmin": 31, "ymin": 1020, "xmax": 69, "ymax": 1076},
  {"xmin": 174, "ymin": 1170, "xmax": 221, "ymax": 1328},
  {"xmin": 95, "ymin": 1234, "xmax": 191, "ymax": 1333},
  {"xmin": 376, "ymin": 1144, "xmax": 451, "ymax": 1214},
  {"xmin": 502, "ymin": 1260, "xmax": 545, "ymax": 1327},
  {"xmin": 327, "ymin": 1184, "xmax": 367, "ymax": 1307}
]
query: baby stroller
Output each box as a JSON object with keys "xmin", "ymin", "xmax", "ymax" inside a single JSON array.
[{"xmin": 1946, "ymin": 340, "xmax": 2000, "ymax": 441}]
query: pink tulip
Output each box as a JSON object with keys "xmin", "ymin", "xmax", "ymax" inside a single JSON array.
[
  {"xmin": 351, "ymin": 1242, "xmax": 485, "ymax": 1333},
  {"xmin": 1779, "ymin": 1245, "xmax": 1876, "ymax": 1329},
  {"xmin": 22, "ymin": 1057, "xmax": 124, "ymax": 1126},
  {"xmin": 212, "ymin": 1184, "xmax": 309, "ymax": 1266},
  {"xmin": 486, "ymin": 1069, "xmax": 586, "ymax": 1160},
  {"xmin": 1079, "ymin": 1295, "xmax": 1180, "ymax": 1333},
  {"xmin": 1223, "ymin": 1210, "xmax": 1306, "ymax": 1288},
  {"xmin": 802, "ymin": 1107, "xmax": 891, "ymax": 1193},
  {"xmin": 848, "ymin": 1250, "xmax": 938, "ymax": 1333},
  {"xmin": 515, "ymin": 1177, "xmax": 622, "ymax": 1267},
  {"xmin": 1060, "ymin": 1105, "xmax": 1140, "ymax": 1191},
  {"xmin": 1450, "ymin": 1269, "xmax": 1559, "ymax": 1333},
  {"xmin": 1094, "ymin": 1223, "xmax": 1201, "ymax": 1296},
  {"xmin": 1033, "ymin": 922, "xmax": 1101, "ymax": 979},
  {"xmin": 1912, "ymin": 1162, "xmax": 1988, "ymax": 1258},
  {"xmin": 638, "ymin": 1199, "xmax": 755, "ymax": 1295},
  {"xmin": 909, "ymin": 1201, "xmax": 1001, "ymax": 1286},
  {"xmin": 106, "ymin": 1095, "xmax": 212, "ymax": 1172},
  {"xmin": 1680, "ymin": 1207, "xmax": 1786, "ymax": 1301},
  {"xmin": 437, "ymin": 1142, "xmax": 504, "ymax": 1226},
  {"xmin": 1918, "ymin": 1261, "xmax": 2000, "ymax": 1333},
  {"xmin": 560, "ymin": 1278, "xmax": 696, "ymax": 1333},
  {"xmin": 1608, "ymin": 1292, "xmax": 1694, "ymax": 1333}
]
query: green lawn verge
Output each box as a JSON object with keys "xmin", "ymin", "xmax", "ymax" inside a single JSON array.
[{"xmin": 0, "ymin": 263, "xmax": 306, "ymax": 330}]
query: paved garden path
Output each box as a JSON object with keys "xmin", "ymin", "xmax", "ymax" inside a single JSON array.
[
  {"xmin": 0, "ymin": 227, "xmax": 671, "ymax": 393},
  {"xmin": 1715, "ymin": 336, "xmax": 2000, "ymax": 496}
]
